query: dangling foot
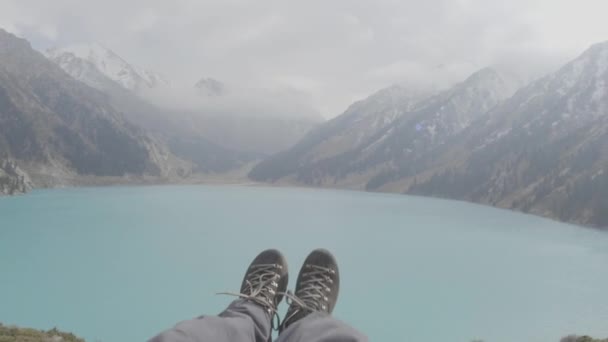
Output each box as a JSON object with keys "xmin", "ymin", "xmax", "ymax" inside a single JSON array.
[
  {"xmin": 219, "ymin": 249, "xmax": 289, "ymax": 317},
  {"xmin": 279, "ymin": 249, "xmax": 340, "ymax": 333}
]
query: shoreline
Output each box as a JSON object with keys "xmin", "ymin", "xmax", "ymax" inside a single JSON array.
[{"xmin": 6, "ymin": 175, "xmax": 607, "ymax": 232}]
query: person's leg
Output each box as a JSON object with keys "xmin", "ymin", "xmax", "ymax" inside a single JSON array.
[
  {"xmin": 276, "ymin": 249, "xmax": 368, "ymax": 342},
  {"xmin": 276, "ymin": 312, "xmax": 367, "ymax": 342},
  {"xmin": 149, "ymin": 299, "xmax": 271, "ymax": 342},
  {"xmin": 148, "ymin": 249, "xmax": 289, "ymax": 342}
]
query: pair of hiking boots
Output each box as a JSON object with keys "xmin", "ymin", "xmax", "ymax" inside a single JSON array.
[{"xmin": 232, "ymin": 248, "xmax": 339, "ymax": 333}]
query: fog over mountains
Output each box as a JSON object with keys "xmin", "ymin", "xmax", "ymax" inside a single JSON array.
[
  {"xmin": 44, "ymin": 39, "xmax": 322, "ymax": 157},
  {"xmin": 1, "ymin": 27, "xmax": 607, "ymax": 228},
  {"xmin": 0, "ymin": 29, "xmax": 318, "ymax": 190}
]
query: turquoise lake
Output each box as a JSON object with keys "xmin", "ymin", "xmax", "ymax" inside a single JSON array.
[{"xmin": 1, "ymin": 185, "xmax": 608, "ymax": 342}]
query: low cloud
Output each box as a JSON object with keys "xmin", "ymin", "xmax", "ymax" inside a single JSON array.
[
  {"xmin": 143, "ymin": 82, "xmax": 323, "ymax": 121},
  {"xmin": 3, "ymin": 0, "xmax": 608, "ymax": 117}
]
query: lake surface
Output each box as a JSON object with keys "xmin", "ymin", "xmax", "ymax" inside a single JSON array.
[{"xmin": 1, "ymin": 185, "xmax": 607, "ymax": 342}]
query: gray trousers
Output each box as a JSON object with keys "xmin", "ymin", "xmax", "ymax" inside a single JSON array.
[{"xmin": 149, "ymin": 299, "xmax": 367, "ymax": 342}]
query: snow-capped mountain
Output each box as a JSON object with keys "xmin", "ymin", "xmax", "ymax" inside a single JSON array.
[
  {"xmin": 0, "ymin": 29, "xmax": 183, "ymax": 184},
  {"xmin": 46, "ymin": 43, "xmax": 169, "ymax": 93}
]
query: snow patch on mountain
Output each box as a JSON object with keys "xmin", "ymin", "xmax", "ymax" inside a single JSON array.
[
  {"xmin": 45, "ymin": 48, "xmax": 113, "ymax": 90},
  {"xmin": 46, "ymin": 43, "xmax": 169, "ymax": 93}
]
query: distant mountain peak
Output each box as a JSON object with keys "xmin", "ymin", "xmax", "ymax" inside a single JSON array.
[
  {"xmin": 583, "ymin": 40, "xmax": 608, "ymax": 55},
  {"xmin": 444, "ymin": 67, "xmax": 517, "ymax": 109},
  {"xmin": 554, "ymin": 41, "xmax": 608, "ymax": 79},
  {"xmin": 0, "ymin": 31, "xmax": 176, "ymax": 182},
  {"xmin": 463, "ymin": 67, "xmax": 500, "ymax": 83},
  {"xmin": 0, "ymin": 28, "xmax": 31, "ymax": 49},
  {"xmin": 578, "ymin": 41, "xmax": 608, "ymax": 75},
  {"xmin": 194, "ymin": 77, "xmax": 225, "ymax": 96},
  {"xmin": 46, "ymin": 43, "xmax": 169, "ymax": 93},
  {"xmin": 535, "ymin": 40, "xmax": 608, "ymax": 113}
]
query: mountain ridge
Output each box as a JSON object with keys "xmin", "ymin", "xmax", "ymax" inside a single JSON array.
[
  {"xmin": 404, "ymin": 41, "xmax": 608, "ymax": 228},
  {"xmin": 250, "ymin": 41, "xmax": 608, "ymax": 229},
  {"xmin": 46, "ymin": 43, "xmax": 169, "ymax": 93},
  {"xmin": 0, "ymin": 28, "xmax": 190, "ymax": 187},
  {"xmin": 250, "ymin": 66, "xmax": 513, "ymax": 186}
]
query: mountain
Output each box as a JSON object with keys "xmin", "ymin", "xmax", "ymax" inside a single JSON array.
[
  {"xmin": 45, "ymin": 44, "xmax": 166, "ymax": 128},
  {"xmin": 45, "ymin": 44, "xmax": 256, "ymax": 173},
  {"xmin": 0, "ymin": 29, "xmax": 186, "ymax": 187},
  {"xmin": 406, "ymin": 41, "xmax": 608, "ymax": 228},
  {"xmin": 46, "ymin": 43, "xmax": 169, "ymax": 94},
  {"xmin": 250, "ymin": 67, "xmax": 513, "ymax": 186},
  {"xmin": 251, "ymin": 41, "xmax": 608, "ymax": 229},
  {"xmin": 46, "ymin": 44, "xmax": 320, "ymax": 156},
  {"xmin": 195, "ymin": 77, "xmax": 225, "ymax": 96}
]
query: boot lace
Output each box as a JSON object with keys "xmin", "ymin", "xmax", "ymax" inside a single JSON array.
[
  {"xmin": 282, "ymin": 264, "xmax": 335, "ymax": 326},
  {"xmin": 217, "ymin": 263, "xmax": 283, "ymax": 330}
]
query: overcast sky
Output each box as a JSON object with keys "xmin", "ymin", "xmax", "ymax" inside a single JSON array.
[{"xmin": 2, "ymin": 0, "xmax": 608, "ymax": 118}]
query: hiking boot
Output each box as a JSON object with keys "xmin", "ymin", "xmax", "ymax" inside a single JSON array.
[
  {"xmin": 220, "ymin": 249, "xmax": 289, "ymax": 316},
  {"xmin": 279, "ymin": 249, "xmax": 340, "ymax": 333}
]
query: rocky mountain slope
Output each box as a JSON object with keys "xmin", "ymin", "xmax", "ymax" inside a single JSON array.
[
  {"xmin": 250, "ymin": 42, "xmax": 608, "ymax": 229},
  {"xmin": 250, "ymin": 68, "xmax": 513, "ymax": 186},
  {"xmin": 0, "ymin": 29, "xmax": 186, "ymax": 187},
  {"xmin": 0, "ymin": 160, "xmax": 32, "ymax": 195},
  {"xmin": 406, "ymin": 41, "xmax": 608, "ymax": 228}
]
